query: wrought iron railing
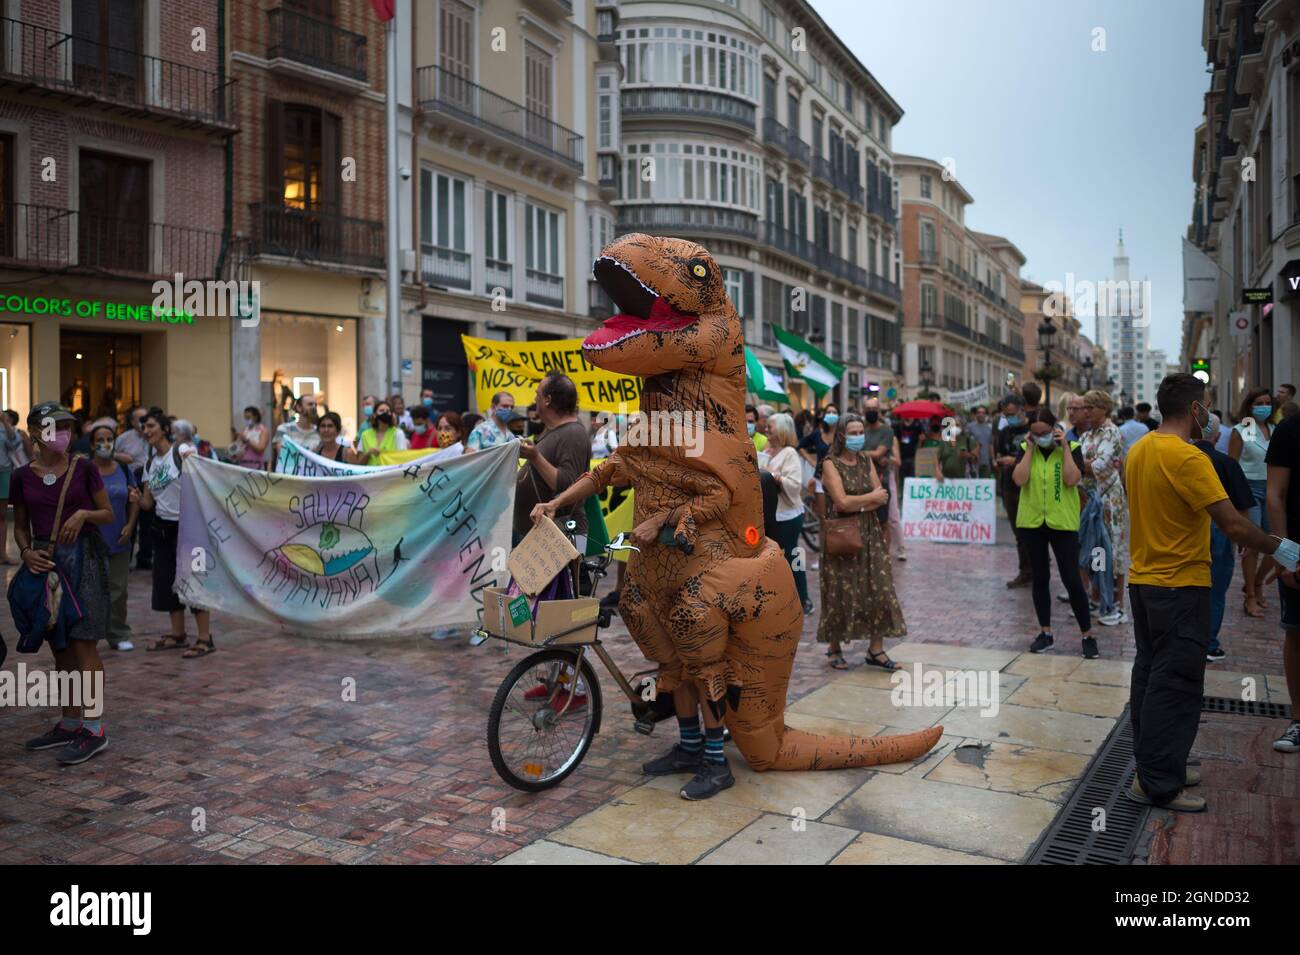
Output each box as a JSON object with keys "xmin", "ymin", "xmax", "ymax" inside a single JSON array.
[
  {"xmin": 248, "ymin": 203, "xmax": 383, "ymax": 269},
  {"xmin": 417, "ymin": 65, "xmax": 583, "ymax": 170},
  {"xmin": 266, "ymin": 7, "xmax": 367, "ymax": 83},
  {"xmin": 0, "ymin": 202, "xmax": 221, "ymax": 278},
  {"xmin": 762, "ymin": 117, "xmax": 810, "ymax": 166},
  {"xmin": 0, "ymin": 17, "xmax": 233, "ymax": 126},
  {"xmin": 618, "ymin": 203, "xmax": 758, "ymax": 240},
  {"xmin": 621, "ymin": 87, "xmax": 755, "ymax": 130}
]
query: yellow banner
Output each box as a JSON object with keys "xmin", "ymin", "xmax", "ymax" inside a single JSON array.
[
  {"xmin": 462, "ymin": 334, "xmax": 643, "ymax": 414},
  {"xmin": 375, "ymin": 448, "xmax": 440, "ymax": 467}
]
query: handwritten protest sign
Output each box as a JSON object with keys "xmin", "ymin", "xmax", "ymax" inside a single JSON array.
[
  {"xmin": 901, "ymin": 477, "xmax": 997, "ymax": 544},
  {"xmin": 507, "ymin": 515, "xmax": 580, "ymax": 596},
  {"xmin": 177, "ymin": 442, "xmax": 517, "ymax": 635},
  {"xmin": 462, "ymin": 334, "xmax": 642, "ymax": 412}
]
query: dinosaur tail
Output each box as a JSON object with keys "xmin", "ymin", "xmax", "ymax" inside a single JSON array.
[{"xmin": 762, "ymin": 725, "xmax": 944, "ymax": 771}]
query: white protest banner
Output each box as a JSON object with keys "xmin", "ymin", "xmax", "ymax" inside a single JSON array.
[
  {"xmin": 177, "ymin": 442, "xmax": 517, "ymax": 636},
  {"xmin": 901, "ymin": 477, "xmax": 997, "ymax": 544},
  {"xmin": 947, "ymin": 382, "xmax": 989, "ymax": 408},
  {"xmin": 276, "ymin": 437, "xmax": 464, "ymax": 476}
]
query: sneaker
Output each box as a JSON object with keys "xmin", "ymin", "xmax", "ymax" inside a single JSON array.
[
  {"xmin": 802, "ymin": 599, "xmax": 814, "ymax": 615},
  {"xmin": 895, "ymin": 550, "xmax": 907, "ymax": 563},
  {"xmin": 680, "ymin": 759, "xmax": 735, "ymax": 800},
  {"xmin": 522, "ymin": 683, "xmax": 587, "ymax": 710},
  {"xmin": 1056, "ymin": 590, "xmax": 1071, "ymax": 603},
  {"xmin": 55, "ymin": 728, "xmax": 109, "ymax": 765},
  {"xmin": 599, "ymin": 589, "xmax": 620, "ymax": 609},
  {"xmin": 1029, "ymin": 632, "xmax": 1054, "ymax": 653},
  {"xmin": 25, "ymin": 722, "xmax": 81, "ymax": 751},
  {"xmin": 1205, "ymin": 646, "xmax": 1227, "ymax": 663},
  {"xmin": 1274, "ymin": 721, "xmax": 1300, "ymax": 753},
  {"xmin": 1005, "ymin": 572, "xmax": 1032, "ymax": 589},
  {"xmin": 1184, "ymin": 767, "xmax": 1202, "ymax": 787},
  {"xmin": 1081, "ymin": 636, "xmax": 1100, "ymax": 659},
  {"xmin": 1097, "ymin": 609, "xmax": 1130, "ymax": 627},
  {"xmin": 429, "ymin": 626, "xmax": 460, "ymax": 640},
  {"xmin": 1125, "ymin": 776, "xmax": 1205, "ymax": 812},
  {"xmin": 113, "ymin": 639, "xmax": 135, "ymax": 652},
  {"xmin": 643, "ymin": 743, "xmax": 705, "ymax": 776}
]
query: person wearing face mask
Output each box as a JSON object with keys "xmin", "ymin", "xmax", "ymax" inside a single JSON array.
[
  {"xmin": 90, "ymin": 421, "xmax": 139, "ymax": 652},
  {"xmin": 1123, "ymin": 374, "xmax": 1300, "ymax": 812},
  {"xmin": 358, "ymin": 395, "xmax": 378, "ymax": 435},
  {"xmin": 232, "ymin": 406, "xmax": 269, "ymax": 469},
  {"xmin": 764, "ymin": 413, "xmax": 812, "ymax": 614},
  {"xmin": 1229, "ymin": 387, "xmax": 1276, "ymax": 618},
  {"xmin": 798, "ymin": 403, "xmax": 839, "ymax": 519},
  {"xmin": 392, "ymin": 394, "xmax": 413, "ymax": 433},
  {"xmin": 358, "ymin": 401, "xmax": 409, "ymax": 462},
  {"xmin": 11, "ymin": 402, "xmax": 114, "ymax": 764},
  {"xmin": 467, "ymin": 391, "xmax": 517, "ymax": 451},
  {"xmin": 1011, "ymin": 407, "xmax": 1097, "ymax": 658},
  {"xmin": 435, "ymin": 412, "xmax": 466, "ymax": 456},
  {"xmin": 745, "ymin": 404, "xmax": 768, "ymax": 455},
  {"xmin": 1077, "ymin": 390, "xmax": 1129, "ymax": 626},
  {"xmin": 272, "ymin": 394, "xmax": 321, "ymax": 466},
  {"xmin": 967, "ymin": 405, "xmax": 994, "ymax": 479},
  {"xmin": 816, "ymin": 413, "xmax": 905, "ymax": 670},
  {"xmin": 860, "ymin": 396, "xmax": 904, "ymax": 560},
  {"xmin": 408, "ymin": 405, "xmax": 434, "ymax": 450},
  {"xmin": 995, "ymin": 394, "xmax": 1033, "ymax": 587}
]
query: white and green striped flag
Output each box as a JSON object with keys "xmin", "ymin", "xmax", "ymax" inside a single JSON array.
[
  {"xmin": 772, "ymin": 325, "xmax": 845, "ymax": 397},
  {"xmin": 744, "ymin": 347, "xmax": 787, "ymax": 403}
]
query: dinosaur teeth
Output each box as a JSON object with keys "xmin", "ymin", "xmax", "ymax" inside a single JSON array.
[{"xmin": 594, "ymin": 255, "xmax": 659, "ymax": 299}]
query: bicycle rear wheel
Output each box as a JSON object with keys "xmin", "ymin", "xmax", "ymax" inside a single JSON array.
[{"xmin": 487, "ymin": 648, "xmax": 603, "ymax": 792}]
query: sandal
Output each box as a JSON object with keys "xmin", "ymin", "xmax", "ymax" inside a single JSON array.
[
  {"xmin": 826, "ymin": 650, "xmax": 850, "ymax": 670},
  {"xmin": 1243, "ymin": 598, "xmax": 1264, "ymax": 619},
  {"xmin": 865, "ymin": 649, "xmax": 900, "ymax": 671},
  {"xmin": 147, "ymin": 634, "xmax": 189, "ymax": 651},
  {"xmin": 182, "ymin": 638, "xmax": 217, "ymax": 659}
]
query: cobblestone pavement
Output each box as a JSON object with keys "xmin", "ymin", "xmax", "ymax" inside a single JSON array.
[{"xmin": 0, "ymin": 517, "xmax": 1292, "ymax": 864}]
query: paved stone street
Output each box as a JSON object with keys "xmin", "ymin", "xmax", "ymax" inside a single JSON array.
[{"xmin": 0, "ymin": 516, "xmax": 1294, "ymax": 864}]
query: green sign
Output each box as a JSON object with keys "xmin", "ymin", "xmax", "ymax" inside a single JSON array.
[
  {"xmin": 508, "ymin": 594, "xmax": 531, "ymax": 627},
  {"xmin": 0, "ymin": 294, "xmax": 195, "ymax": 324}
]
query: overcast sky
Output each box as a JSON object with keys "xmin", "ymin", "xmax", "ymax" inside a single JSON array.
[{"xmin": 812, "ymin": 0, "xmax": 1206, "ymax": 359}]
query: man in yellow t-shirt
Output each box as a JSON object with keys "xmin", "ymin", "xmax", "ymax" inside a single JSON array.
[{"xmin": 1125, "ymin": 374, "xmax": 1298, "ymax": 813}]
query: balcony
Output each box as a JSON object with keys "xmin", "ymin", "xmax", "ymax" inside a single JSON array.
[
  {"xmin": 0, "ymin": 17, "xmax": 235, "ymax": 133},
  {"xmin": 867, "ymin": 191, "xmax": 896, "ymax": 225},
  {"xmin": 812, "ymin": 155, "xmax": 834, "ymax": 185},
  {"xmin": 266, "ymin": 8, "xmax": 367, "ymax": 90},
  {"xmin": 598, "ymin": 153, "xmax": 618, "ymax": 192},
  {"xmin": 762, "ymin": 117, "xmax": 810, "ymax": 167},
  {"xmin": 944, "ymin": 317, "xmax": 974, "ymax": 341},
  {"xmin": 618, "ymin": 203, "xmax": 758, "ymax": 241},
  {"xmin": 248, "ymin": 203, "xmax": 384, "ymax": 270},
  {"xmin": 417, "ymin": 65, "xmax": 583, "ymax": 174},
  {"xmin": 764, "ymin": 222, "xmax": 867, "ymax": 287},
  {"xmin": 0, "ymin": 202, "xmax": 222, "ymax": 279},
  {"xmin": 525, "ymin": 269, "xmax": 564, "ymax": 308},
  {"xmin": 421, "ymin": 243, "xmax": 471, "ymax": 290},
  {"xmin": 918, "ymin": 248, "xmax": 940, "ymax": 268},
  {"xmin": 486, "ymin": 258, "xmax": 513, "ymax": 297},
  {"xmin": 620, "ymin": 88, "xmax": 755, "ymax": 134},
  {"xmin": 869, "ymin": 273, "xmax": 901, "ymax": 302}
]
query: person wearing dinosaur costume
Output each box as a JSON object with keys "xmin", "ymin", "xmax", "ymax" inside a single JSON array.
[{"xmin": 532, "ymin": 233, "xmax": 942, "ymax": 799}]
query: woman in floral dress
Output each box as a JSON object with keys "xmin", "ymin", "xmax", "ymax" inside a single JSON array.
[
  {"xmin": 817, "ymin": 413, "xmax": 906, "ymax": 669},
  {"xmin": 1078, "ymin": 390, "xmax": 1128, "ymax": 626}
]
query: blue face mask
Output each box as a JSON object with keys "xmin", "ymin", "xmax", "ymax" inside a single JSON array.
[
  {"xmin": 1035, "ymin": 433, "xmax": 1056, "ymax": 449},
  {"xmin": 495, "ymin": 407, "xmax": 514, "ymax": 423},
  {"xmin": 823, "ymin": 413, "xmax": 839, "ymax": 427},
  {"xmin": 747, "ymin": 422, "xmax": 756, "ymax": 436},
  {"xmin": 362, "ymin": 405, "xmax": 374, "ymax": 417},
  {"xmin": 1006, "ymin": 415, "xmax": 1022, "ymax": 427},
  {"xmin": 845, "ymin": 434, "xmax": 866, "ymax": 452},
  {"xmin": 1253, "ymin": 405, "xmax": 1272, "ymax": 419},
  {"xmin": 422, "ymin": 397, "xmax": 434, "ymax": 408}
]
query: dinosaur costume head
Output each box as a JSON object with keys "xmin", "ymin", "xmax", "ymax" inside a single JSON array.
[
  {"xmin": 572, "ymin": 233, "xmax": 943, "ymax": 777},
  {"xmin": 585, "ymin": 233, "xmax": 735, "ymax": 378}
]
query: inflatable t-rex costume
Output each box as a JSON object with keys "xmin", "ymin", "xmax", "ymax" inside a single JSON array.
[{"xmin": 571, "ymin": 233, "xmax": 943, "ymax": 771}]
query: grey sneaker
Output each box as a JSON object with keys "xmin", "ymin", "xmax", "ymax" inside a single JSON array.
[
  {"xmin": 642, "ymin": 744, "xmax": 704, "ymax": 776},
  {"xmin": 680, "ymin": 759, "xmax": 735, "ymax": 800},
  {"xmin": 1274, "ymin": 721, "xmax": 1300, "ymax": 753},
  {"xmin": 55, "ymin": 728, "xmax": 109, "ymax": 766},
  {"xmin": 25, "ymin": 722, "xmax": 81, "ymax": 751}
]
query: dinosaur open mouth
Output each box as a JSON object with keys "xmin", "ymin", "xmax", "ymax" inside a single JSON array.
[{"xmin": 584, "ymin": 255, "xmax": 698, "ymax": 351}]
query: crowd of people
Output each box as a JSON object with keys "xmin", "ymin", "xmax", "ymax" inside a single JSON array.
[{"xmin": 5, "ymin": 367, "xmax": 1299, "ymax": 805}]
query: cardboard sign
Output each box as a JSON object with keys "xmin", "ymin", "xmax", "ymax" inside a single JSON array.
[
  {"xmin": 913, "ymin": 446, "xmax": 940, "ymax": 479},
  {"xmin": 508, "ymin": 515, "xmax": 579, "ymax": 596},
  {"xmin": 901, "ymin": 478, "xmax": 997, "ymax": 544}
]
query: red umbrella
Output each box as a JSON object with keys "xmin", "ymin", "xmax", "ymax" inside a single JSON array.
[{"xmin": 890, "ymin": 399, "xmax": 953, "ymax": 419}]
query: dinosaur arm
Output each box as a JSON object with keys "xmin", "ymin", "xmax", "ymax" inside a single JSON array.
[{"xmin": 671, "ymin": 472, "xmax": 732, "ymax": 545}]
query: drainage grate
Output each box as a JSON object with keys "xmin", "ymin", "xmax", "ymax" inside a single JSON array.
[
  {"xmin": 1027, "ymin": 706, "xmax": 1148, "ymax": 865},
  {"xmin": 1202, "ymin": 695, "xmax": 1290, "ymax": 720}
]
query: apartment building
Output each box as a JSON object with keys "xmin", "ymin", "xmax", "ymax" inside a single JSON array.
[
  {"xmin": 0, "ymin": 0, "xmax": 233, "ymax": 432},
  {"xmin": 1184, "ymin": 0, "xmax": 1300, "ymax": 412},
  {"xmin": 413, "ymin": 0, "xmax": 608, "ymax": 414},
  {"xmin": 608, "ymin": 0, "xmax": 904, "ymax": 410},
  {"xmin": 897, "ymin": 155, "xmax": 1026, "ymax": 402},
  {"xmin": 1019, "ymin": 279, "xmax": 1091, "ymax": 401}
]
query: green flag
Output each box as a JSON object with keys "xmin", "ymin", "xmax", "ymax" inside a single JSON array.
[
  {"xmin": 772, "ymin": 325, "xmax": 845, "ymax": 397},
  {"xmin": 744, "ymin": 347, "xmax": 787, "ymax": 403},
  {"xmin": 582, "ymin": 494, "xmax": 609, "ymax": 556}
]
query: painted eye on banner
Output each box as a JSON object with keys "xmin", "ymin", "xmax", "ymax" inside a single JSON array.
[{"xmin": 278, "ymin": 522, "xmax": 373, "ymax": 576}]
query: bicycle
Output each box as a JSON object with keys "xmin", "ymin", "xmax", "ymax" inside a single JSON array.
[{"xmin": 475, "ymin": 523, "xmax": 676, "ymax": 792}]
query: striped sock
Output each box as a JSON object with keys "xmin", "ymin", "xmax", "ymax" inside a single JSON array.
[
  {"xmin": 704, "ymin": 725, "xmax": 726, "ymax": 765},
  {"xmin": 81, "ymin": 719, "xmax": 104, "ymax": 736},
  {"xmin": 678, "ymin": 715, "xmax": 703, "ymax": 753},
  {"xmin": 58, "ymin": 718, "xmax": 82, "ymax": 732}
]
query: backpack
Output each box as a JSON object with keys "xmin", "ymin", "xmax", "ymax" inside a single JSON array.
[{"xmin": 146, "ymin": 444, "xmax": 184, "ymax": 477}]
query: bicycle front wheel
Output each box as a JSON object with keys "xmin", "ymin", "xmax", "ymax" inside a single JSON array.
[{"xmin": 487, "ymin": 648, "xmax": 603, "ymax": 792}]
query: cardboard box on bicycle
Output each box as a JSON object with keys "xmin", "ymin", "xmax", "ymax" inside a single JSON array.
[{"xmin": 482, "ymin": 588, "xmax": 599, "ymax": 646}]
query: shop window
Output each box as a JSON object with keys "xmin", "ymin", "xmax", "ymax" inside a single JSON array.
[
  {"xmin": 60, "ymin": 330, "xmax": 138, "ymax": 420},
  {"xmin": 0, "ymin": 323, "xmax": 31, "ymax": 423},
  {"xmin": 260, "ymin": 314, "xmax": 358, "ymax": 438}
]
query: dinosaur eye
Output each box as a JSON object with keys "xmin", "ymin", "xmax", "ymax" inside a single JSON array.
[{"xmin": 690, "ymin": 261, "xmax": 707, "ymax": 279}]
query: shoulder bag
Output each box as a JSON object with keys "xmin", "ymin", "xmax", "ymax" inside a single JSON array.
[{"xmin": 821, "ymin": 457, "xmax": 865, "ymax": 557}]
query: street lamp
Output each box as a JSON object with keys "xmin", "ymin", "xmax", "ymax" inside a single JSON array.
[
  {"xmin": 1081, "ymin": 355, "xmax": 1094, "ymax": 391},
  {"xmin": 919, "ymin": 358, "xmax": 933, "ymax": 394},
  {"xmin": 1037, "ymin": 317, "xmax": 1057, "ymax": 407}
]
